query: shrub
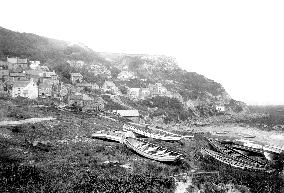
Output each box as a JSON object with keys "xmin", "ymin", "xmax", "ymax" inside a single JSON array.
[{"xmin": 7, "ymin": 107, "xmax": 31, "ymax": 119}]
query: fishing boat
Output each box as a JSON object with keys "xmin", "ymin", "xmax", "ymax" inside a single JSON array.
[
  {"xmin": 201, "ymin": 148, "xmax": 275, "ymax": 173},
  {"xmin": 206, "ymin": 138, "xmax": 268, "ymax": 165},
  {"xmin": 202, "ymin": 137, "xmax": 283, "ymax": 172},
  {"xmin": 91, "ymin": 130, "xmax": 125, "ymax": 143},
  {"xmin": 124, "ymin": 137, "xmax": 183, "ymax": 162},
  {"xmin": 123, "ymin": 123, "xmax": 182, "ymax": 141},
  {"xmin": 215, "ymin": 138, "xmax": 284, "ymax": 161}
]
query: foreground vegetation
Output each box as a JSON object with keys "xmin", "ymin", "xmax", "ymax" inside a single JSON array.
[{"xmin": 0, "ymin": 98, "xmax": 283, "ymax": 192}]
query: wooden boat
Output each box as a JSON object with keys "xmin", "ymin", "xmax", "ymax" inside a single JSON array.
[
  {"xmin": 123, "ymin": 123, "xmax": 182, "ymax": 141},
  {"xmin": 206, "ymin": 138, "xmax": 268, "ymax": 166},
  {"xmin": 213, "ymin": 131, "xmax": 229, "ymax": 135},
  {"xmin": 201, "ymin": 148, "xmax": 275, "ymax": 173},
  {"xmin": 236, "ymin": 133, "xmax": 256, "ymax": 138},
  {"xmin": 203, "ymin": 137, "xmax": 283, "ymax": 172},
  {"xmin": 124, "ymin": 137, "xmax": 183, "ymax": 162},
  {"xmin": 215, "ymin": 138, "xmax": 283, "ymax": 161},
  {"xmin": 91, "ymin": 130, "xmax": 125, "ymax": 143}
]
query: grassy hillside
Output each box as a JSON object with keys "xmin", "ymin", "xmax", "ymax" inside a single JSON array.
[
  {"xmin": 0, "ymin": 98, "xmax": 283, "ymax": 192},
  {"xmin": 0, "ymin": 26, "xmax": 106, "ymax": 64}
]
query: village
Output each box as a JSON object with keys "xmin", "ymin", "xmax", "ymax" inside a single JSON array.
[{"xmin": 0, "ymin": 57, "xmax": 226, "ymax": 120}]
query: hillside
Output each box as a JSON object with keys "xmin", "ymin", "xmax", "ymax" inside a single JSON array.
[
  {"xmin": 0, "ymin": 26, "xmax": 106, "ymax": 64},
  {"xmin": 0, "ymin": 26, "xmax": 248, "ymax": 116}
]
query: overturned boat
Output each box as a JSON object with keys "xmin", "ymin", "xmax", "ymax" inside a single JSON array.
[
  {"xmin": 215, "ymin": 138, "xmax": 284, "ymax": 161},
  {"xmin": 124, "ymin": 137, "xmax": 183, "ymax": 162},
  {"xmin": 200, "ymin": 148, "xmax": 275, "ymax": 173},
  {"xmin": 91, "ymin": 130, "xmax": 125, "ymax": 143},
  {"xmin": 123, "ymin": 123, "xmax": 182, "ymax": 141},
  {"xmin": 201, "ymin": 137, "xmax": 284, "ymax": 172}
]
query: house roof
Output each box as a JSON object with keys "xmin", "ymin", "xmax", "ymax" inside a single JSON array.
[
  {"xmin": 26, "ymin": 69, "xmax": 44, "ymax": 76},
  {"xmin": 17, "ymin": 58, "xmax": 28, "ymax": 63},
  {"xmin": 129, "ymin": 88, "xmax": 140, "ymax": 92},
  {"xmin": 71, "ymin": 73, "xmax": 83, "ymax": 77},
  {"xmin": 9, "ymin": 73, "xmax": 26, "ymax": 77},
  {"xmin": 113, "ymin": 110, "xmax": 140, "ymax": 117},
  {"xmin": 39, "ymin": 82, "xmax": 53, "ymax": 89},
  {"xmin": 13, "ymin": 80, "xmax": 30, "ymax": 88},
  {"xmin": 7, "ymin": 57, "xmax": 28, "ymax": 64},
  {"xmin": 38, "ymin": 66, "xmax": 49, "ymax": 71},
  {"xmin": 44, "ymin": 71, "xmax": 57, "ymax": 77}
]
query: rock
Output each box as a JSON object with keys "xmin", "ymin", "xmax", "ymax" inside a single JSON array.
[
  {"xmin": 103, "ymin": 160, "xmax": 119, "ymax": 165},
  {"xmin": 120, "ymin": 163, "xmax": 133, "ymax": 171}
]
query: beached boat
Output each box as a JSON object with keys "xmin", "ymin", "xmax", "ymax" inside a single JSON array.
[
  {"xmin": 202, "ymin": 137, "xmax": 283, "ymax": 172},
  {"xmin": 124, "ymin": 137, "xmax": 183, "ymax": 162},
  {"xmin": 213, "ymin": 138, "xmax": 284, "ymax": 161},
  {"xmin": 206, "ymin": 138, "xmax": 268, "ymax": 165},
  {"xmin": 123, "ymin": 123, "xmax": 182, "ymax": 141},
  {"xmin": 91, "ymin": 130, "xmax": 125, "ymax": 143},
  {"xmin": 201, "ymin": 148, "xmax": 275, "ymax": 173}
]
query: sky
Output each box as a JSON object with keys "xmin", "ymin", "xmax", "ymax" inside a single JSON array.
[{"xmin": 0, "ymin": 0, "xmax": 284, "ymax": 105}]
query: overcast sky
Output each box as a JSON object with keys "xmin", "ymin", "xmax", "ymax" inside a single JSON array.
[{"xmin": 1, "ymin": 0, "xmax": 284, "ymax": 105}]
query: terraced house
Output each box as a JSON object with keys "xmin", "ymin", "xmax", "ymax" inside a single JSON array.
[
  {"xmin": 7, "ymin": 57, "xmax": 29, "ymax": 70},
  {"xmin": 9, "ymin": 72, "xmax": 27, "ymax": 81}
]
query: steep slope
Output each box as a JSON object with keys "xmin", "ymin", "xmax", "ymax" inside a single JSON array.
[
  {"xmin": 0, "ymin": 26, "xmax": 247, "ymax": 115},
  {"xmin": 0, "ymin": 26, "xmax": 106, "ymax": 64},
  {"xmin": 99, "ymin": 53, "xmax": 232, "ymax": 104}
]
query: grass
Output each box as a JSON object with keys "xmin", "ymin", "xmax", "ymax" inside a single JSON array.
[{"xmin": 0, "ymin": 98, "xmax": 283, "ymax": 192}]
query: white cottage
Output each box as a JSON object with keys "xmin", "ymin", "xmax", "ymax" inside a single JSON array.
[{"xmin": 11, "ymin": 79, "xmax": 38, "ymax": 99}]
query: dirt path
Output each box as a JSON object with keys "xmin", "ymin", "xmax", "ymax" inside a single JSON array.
[
  {"xmin": 174, "ymin": 176, "xmax": 193, "ymax": 193},
  {"xmin": 0, "ymin": 117, "xmax": 56, "ymax": 126}
]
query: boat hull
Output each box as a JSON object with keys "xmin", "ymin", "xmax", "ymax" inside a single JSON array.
[
  {"xmin": 123, "ymin": 124, "xmax": 182, "ymax": 141},
  {"xmin": 124, "ymin": 137, "xmax": 182, "ymax": 162}
]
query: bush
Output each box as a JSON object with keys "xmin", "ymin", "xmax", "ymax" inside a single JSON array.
[
  {"xmin": 0, "ymin": 161, "xmax": 51, "ymax": 192},
  {"xmin": 0, "ymin": 92, "xmax": 10, "ymax": 100},
  {"xmin": 7, "ymin": 107, "xmax": 31, "ymax": 119}
]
